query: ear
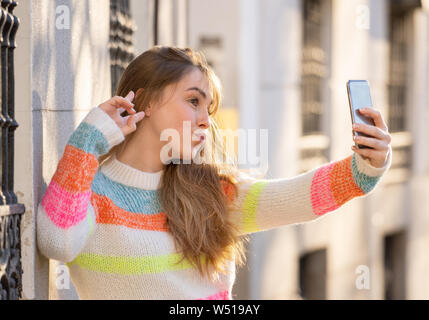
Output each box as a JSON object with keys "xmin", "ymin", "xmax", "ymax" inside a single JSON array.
[
  {"xmin": 135, "ymin": 88, "xmax": 151, "ymax": 116},
  {"xmin": 144, "ymin": 104, "xmax": 152, "ymax": 117},
  {"xmin": 136, "ymin": 88, "xmax": 144, "ymax": 97}
]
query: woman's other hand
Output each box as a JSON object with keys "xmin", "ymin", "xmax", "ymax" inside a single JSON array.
[
  {"xmin": 98, "ymin": 90, "xmax": 146, "ymax": 136},
  {"xmin": 351, "ymin": 107, "xmax": 392, "ymax": 168}
]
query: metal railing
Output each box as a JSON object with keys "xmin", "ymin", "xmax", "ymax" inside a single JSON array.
[{"xmin": 0, "ymin": 0, "xmax": 26, "ymax": 300}]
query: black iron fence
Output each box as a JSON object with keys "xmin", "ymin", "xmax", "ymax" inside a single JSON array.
[{"xmin": 0, "ymin": 0, "xmax": 26, "ymax": 300}]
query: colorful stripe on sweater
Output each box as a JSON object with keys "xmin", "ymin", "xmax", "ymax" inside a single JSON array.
[{"xmin": 225, "ymin": 150, "xmax": 391, "ymax": 234}]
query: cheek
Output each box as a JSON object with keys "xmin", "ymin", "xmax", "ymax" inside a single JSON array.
[
  {"xmin": 157, "ymin": 113, "xmax": 189, "ymax": 144},
  {"xmin": 155, "ymin": 106, "xmax": 185, "ymax": 132},
  {"xmin": 178, "ymin": 104, "xmax": 194, "ymax": 120},
  {"xmin": 157, "ymin": 104, "xmax": 197, "ymax": 154},
  {"xmin": 172, "ymin": 106, "xmax": 195, "ymax": 134},
  {"xmin": 166, "ymin": 102, "xmax": 193, "ymax": 122}
]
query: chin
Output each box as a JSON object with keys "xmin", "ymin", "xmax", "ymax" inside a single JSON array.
[
  {"xmin": 180, "ymin": 143, "xmax": 205, "ymax": 164},
  {"xmin": 161, "ymin": 141, "xmax": 205, "ymax": 165}
]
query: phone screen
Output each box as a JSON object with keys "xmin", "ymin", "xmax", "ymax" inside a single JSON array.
[{"xmin": 347, "ymin": 80, "xmax": 376, "ymax": 149}]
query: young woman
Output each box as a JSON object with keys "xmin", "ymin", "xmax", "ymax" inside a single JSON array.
[{"xmin": 37, "ymin": 46, "xmax": 392, "ymax": 300}]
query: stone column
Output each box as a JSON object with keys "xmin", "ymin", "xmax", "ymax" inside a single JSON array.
[
  {"xmin": 329, "ymin": 0, "xmax": 375, "ymax": 299},
  {"xmin": 30, "ymin": 0, "xmax": 112, "ymax": 300},
  {"xmin": 239, "ymin": 0, "xmax": 303, "ymax": 299},
  {"xmin": 408, "ymin": 6, "xmax": 429, "ymax": 299}
]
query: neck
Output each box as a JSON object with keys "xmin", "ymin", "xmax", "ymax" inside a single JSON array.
[{"xmin": 116, "ymin": 125, "xmax": 166, "ymax": 173}]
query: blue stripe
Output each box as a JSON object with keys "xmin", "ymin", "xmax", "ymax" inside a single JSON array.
[
  {"xmin": 91, "ymin": 171, "xmax": 162, "ymax": 214},
  {"xmin": 351, "ymin": 153, "xmax": 381, "ymax": 194},
  {"xmin": 68, "ymin": 122, "xmax": 110, "ymax": 157}
]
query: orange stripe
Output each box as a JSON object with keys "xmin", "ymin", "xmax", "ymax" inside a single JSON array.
[
  {"xmin": 52, "ymin": 144, "xmax": 99, "ymax": 193},
  {"xmin": 91, "ymin": 193, "xmax": 169, "ymax": 232},
  {"xmin": 221, "ymin": 179, "xmax": 235, "ymax": 204},
  {"xmin": 330, "ymin": 155, "xmax": 364, "ymax": 206}
]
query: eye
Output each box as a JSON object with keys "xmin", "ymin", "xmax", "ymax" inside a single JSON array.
[
  {"xmin": 189, "ymin": 97, "xmax": 215, "ymax": 116},
  {"xmin": 189, "ymin": 98, "xmax": 199, "ymax": 108}
]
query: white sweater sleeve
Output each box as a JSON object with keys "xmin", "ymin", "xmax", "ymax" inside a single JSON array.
[
  {"xmin": 36, "ymin": 107, "xmax": 124, "ymax": 262},
  {"xmin": 226, "ymin": 147, "xmax": 392, "ymax": 235}
]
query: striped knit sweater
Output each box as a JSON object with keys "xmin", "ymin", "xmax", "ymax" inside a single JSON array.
[{"xmin": 37, "ymin": 106, "xmax": 392, "ymax": 300}]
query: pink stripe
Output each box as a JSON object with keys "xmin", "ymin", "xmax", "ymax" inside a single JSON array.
[
  {"xmin": 310, "ymin": 163, "xmax": 339, "ymax": 216},
  {"xmin": 197, "ymin": 290, "xmax": 230, "ymax": 300},
  {"xmin": 41, "ymin": 180, "xmax": 92, "ymax": 229}
]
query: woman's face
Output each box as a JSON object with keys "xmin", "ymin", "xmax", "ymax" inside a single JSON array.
[{"xmin": 145, "ymin": 68, "xmax": 213, "ymax": 163}]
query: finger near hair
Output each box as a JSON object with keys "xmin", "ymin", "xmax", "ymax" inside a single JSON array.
[
  {"xmin": 135, "ymin": 111, "xmax": 145, "ymax": 122},
  {"xmin": 125, "ymin": 90, "xmax": 135, "ymax": 101},
  {"xmin": 121, "ymin": 115, "xmax": 136, "ymax": 136},
  {"xmin": 113, "ymin": 96, "xmax": 136, "ymax": 112},
  {"xmin": 127, "ymin": 114, "xmax": 134, "ymax": 126}
]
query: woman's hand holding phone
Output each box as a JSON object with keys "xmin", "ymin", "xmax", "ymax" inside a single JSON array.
[{"xmin": 351, "ymin": 107, "xmax": 392, "ymax": 168}]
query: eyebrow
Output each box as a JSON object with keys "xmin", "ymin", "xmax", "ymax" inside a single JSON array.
[{"xmin": 186, "ymin": 87, "xmax": 213, "ymax": 105}]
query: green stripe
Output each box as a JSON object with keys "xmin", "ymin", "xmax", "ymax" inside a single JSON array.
[
  {"xmin": 351, "ymin": 153, "xmax": 380, "ymax": 194},
  {"xmin": 66, "ymin": 252, "xmax": 206, "ymax": 275},
  {"xmin": 242, "ymin": 181, "xmax": 268, "ymax": 233}
]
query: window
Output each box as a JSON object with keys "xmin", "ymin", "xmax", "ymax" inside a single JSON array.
[
  {"xmin": 299, "ymin": 0, "xmax": 331, "ymax": 173},
  {"xmin": 384, "ymin": 230, "xmax": 407, "ymax": 299},
  {"xmin": 386, "ymin": 0, "xmax": 421, "ymax": 173},
  {"xmin": 301, "ymin": 0, "xmax": 326, "ymax": 136},
  {"xmin": 299, "ymin": 248, "xmax": 327, "ymax": 299},
  {"xmin": 388, "ymin": 8, "xmax": 408, "ymax": 133},
  {"xmin": 109, "ymin": 0, "xmax": 137, "ymax": 96}
]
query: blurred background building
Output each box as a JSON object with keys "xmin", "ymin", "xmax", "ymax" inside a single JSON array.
[{"xmin": 10, "ymin": 0, "xmax": 429, "ymax": 299}]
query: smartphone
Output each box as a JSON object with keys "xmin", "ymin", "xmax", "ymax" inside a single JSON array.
[{"xmin": 347, "ymin": 80, "xmax": 376, "ymax": 149}]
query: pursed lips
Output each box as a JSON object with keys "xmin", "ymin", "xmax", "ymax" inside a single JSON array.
[{"xmin": 192, "ymin": 133, "xmax": 206, "ymax": 143}]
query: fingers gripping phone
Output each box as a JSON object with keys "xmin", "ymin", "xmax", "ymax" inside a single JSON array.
[{"xmin": 347, "ymin": 80, "xmax": 376, "ymax": 149}]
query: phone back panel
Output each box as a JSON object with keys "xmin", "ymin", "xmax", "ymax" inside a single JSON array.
[{"xmin": 347, "ymin": 80, "xmax": 376, "ymax": 148}]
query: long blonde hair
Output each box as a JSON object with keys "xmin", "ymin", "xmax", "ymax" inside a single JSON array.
[{"xmin": 98, "ymin": 46, "xmax": 249, "ymax": 281}]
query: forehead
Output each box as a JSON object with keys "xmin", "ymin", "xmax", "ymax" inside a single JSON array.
[{"xmin": 179, "ymin": 69, "xmax": 213, "ymax": 101}]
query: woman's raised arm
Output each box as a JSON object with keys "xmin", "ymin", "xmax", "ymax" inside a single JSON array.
[
  {"xmin": 228, "ymin": 148, "xmax": 392, "ymax": 235},
  {"xmin": 36, "ymin": 92, "xmax": 144, "ymax": 262}
]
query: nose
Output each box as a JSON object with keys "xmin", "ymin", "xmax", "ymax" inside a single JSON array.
[{"xmin": 197, "ymin": 108, "xmax": 210, "ymax": 130}]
